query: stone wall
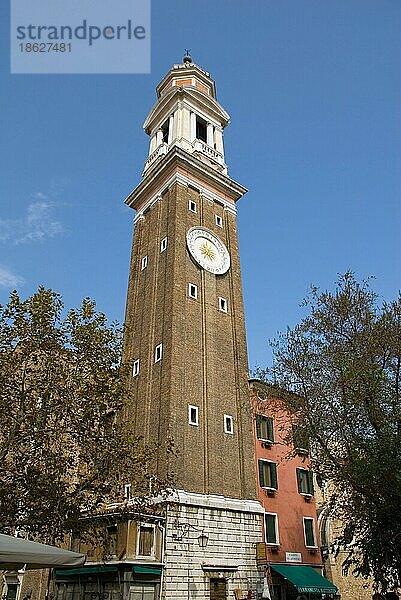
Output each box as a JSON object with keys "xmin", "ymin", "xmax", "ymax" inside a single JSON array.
[{"xmin": 163, "ymin": 491, "xmax": 264, "ymax": 600}]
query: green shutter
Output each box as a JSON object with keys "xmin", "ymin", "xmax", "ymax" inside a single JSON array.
[
  {"xmin": 256, "ymin": 415, "xmax": 262, "ymax": 439},
  {"xmin": 267, "ymin": 417, "xmax": 274, "ymax": 442},
  {"xmin": 304, "ymin": 518, "xmax": 315, "ymax": 546},
  {"xmin": 307, "ymin": 471, "xmax": 314, "ymax": 495},
  {"xmin": 293, "ymin": 424, "xmax": 310, "ymax": 452},
  {"xmin": 271, "ymin": 462, "xmax": 278, "ymax": 490},
  {"xmin": 296, "ymin": 468, "xmax": 303, "ymax": 493},
  {"xmin": 265, "ymin": 514, "xmax": 277, "ymax": 544},
  {"xmin": 258, "ymin": 460, "xmax": 266, "ymax": 487}
]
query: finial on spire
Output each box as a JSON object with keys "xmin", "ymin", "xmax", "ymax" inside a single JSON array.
[{"xmin": 183, "ymin": 49, "xmax": 192, "ymax": 64}]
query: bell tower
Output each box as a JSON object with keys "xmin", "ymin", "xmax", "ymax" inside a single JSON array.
[
  {"xmin": 124, "ymin": 55, "xmax": 255, "ymax": 500},
  {"xmin": 123, "ymin": 56, "xmax": 263, "ymax": 599},
  {"xmin": 143, "ymin": 52, "xmax": 228, "ymax": 176}
]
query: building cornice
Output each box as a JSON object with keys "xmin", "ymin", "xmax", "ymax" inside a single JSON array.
[
  {"xmin": 167, "ymin": 489, "xmax": 265, "ymax": 515},
  {"xmin": 156, "ymin": 62, "xmax": 217, "ymax": 98},
  {"xmin": 124, "ymin": 146, "xmax": 247, "ymax": 220}
]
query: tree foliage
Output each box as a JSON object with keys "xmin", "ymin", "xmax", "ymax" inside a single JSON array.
[
  {"xmin": 0, "ymin": 287, "xmax": 171, "ymax": 543},
  {"xmin": 259, "ymin": 273, "xmax": 401, "ymax": 592}
]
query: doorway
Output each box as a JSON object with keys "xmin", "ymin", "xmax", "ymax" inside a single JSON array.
[{"xmin": 210, "ymin": 578, "xmax": 227, "ymax": 600}]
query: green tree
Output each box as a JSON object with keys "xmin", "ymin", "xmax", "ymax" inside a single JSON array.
[
  {"xmin": 0, "ymin": 287, "xmax": 171, "ymax": 543},
  {"xmin": 258, "ymin": 273, "xmax": 401, "ymax": 592}
]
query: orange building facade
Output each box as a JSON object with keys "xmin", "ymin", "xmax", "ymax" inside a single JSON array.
[{"xmin": 250, "ymin": 380, "xmax": 337, "ymax": 599}]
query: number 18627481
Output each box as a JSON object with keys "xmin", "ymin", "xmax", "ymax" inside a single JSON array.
[{"xmin": 19, "ymin": 43, "xmax": 72, "ymax": 52}]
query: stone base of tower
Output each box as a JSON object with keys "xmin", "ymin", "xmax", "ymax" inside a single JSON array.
[{"xmin": 162, "ymin": 490, "xmax": 264, "ymax": 600}]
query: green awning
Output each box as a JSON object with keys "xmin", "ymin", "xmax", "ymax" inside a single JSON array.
[
  {"xmin": 271, "ymin": 564, "xmax": 337, "ymax": 595},
  {"xmin": 55, "ymin": 566, "xmax": 118, "ymax": 576},
  {"xmin": 132, "ymin": 565, "xmax": 162, "ymax": 576}
]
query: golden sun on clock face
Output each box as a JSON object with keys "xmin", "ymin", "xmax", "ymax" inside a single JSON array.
[
  {"xmin": 200, "ymin": 242, "xmax": 216, "ymax": 261},
  {"xmin": 186, "ymin": 227, "xmax": 230, "ymax": 275}
]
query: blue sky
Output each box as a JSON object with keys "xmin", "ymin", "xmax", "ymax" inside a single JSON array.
[{"xmin": 1, "ymin": 0, "xmax": 400, "ymax": 369}]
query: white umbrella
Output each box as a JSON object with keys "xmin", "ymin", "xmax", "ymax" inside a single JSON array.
[{"xmin": 0, "ymin": 534, "xmax": 85, "ymax": 570}]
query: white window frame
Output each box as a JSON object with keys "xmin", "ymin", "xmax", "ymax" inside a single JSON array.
[
  {"xmin": 303, "ymin": 517, "xmax": 317, "ymax": 548},
  {"xmin": 154, "ymin": 343, "xmax": 163, "ymax": 363},
  {"xmin": 136, "ymin": 522, "xmax": 156, "ymax": 558},
  {"xmin": 224, "ymin": 414, "xmax": 233, "ymax": 434},
  {"xmin": 123, "ymin": 483, "xmax": 132, "ymax": 500},
  {"xmin": 188, "ymin": 404, "xmax": 199, "ymax": 426},
  {"xmin": 264, "ymin": 512, "xmax": 279, "ymax": 545},
  {"xmin": 219, "ymin": 297, "xmax": 228, "ymax": 313},
  {"xmin": 188, "ymin": 283, "xmax": 198, "ymax": 300},
  {"xmin": 141, "ymin": 255, "xmax": 148, "ymax": 270},
  {"xmin": 215, "ymin": 214, "xmax": 223, "ymax": 228},
  {"xmin": 160, "ymin": 237, "xmax": 167, "ymax": 253},
  {"xmin": 189, "ymin": 199, "xmax": 197, "ymax": 213},
  {"xmin": 132, "ymin": 359, "xmax": 140, "ymax": 377}
]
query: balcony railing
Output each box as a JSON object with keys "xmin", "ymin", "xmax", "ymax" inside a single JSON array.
[
  {"xmin": 144, "ymin": 143, "xmax": 168, "ymax": 171},
  {"xmin": 193, "ymin": 139, "xmax": 223, "ymax": 164}
]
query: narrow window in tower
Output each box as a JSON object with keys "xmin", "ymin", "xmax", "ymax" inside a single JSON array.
[
  {"xmin": 219, "ymin": 297, "xmax": 228, "ymax": 313},
  {"xmin": 160, "ymin": 237, "xmax": 167, "ymax": 253},
  {"xmin": 188, "ymin": 283, "xmax": 198, "ymax": 300},
  {"xmin": 141, "ymin": 255, "xmax": 148, "ymax": 270},
  {"xmin": 189, "ymin": 199, "xmax": 197, "ymax": 213},
  {"xmin": 215, "ymin": 215, "xmax": 223, "ymax": 228},
  {"xmin": 224, "ymin": 414, "xmax": 233, "ymax": 434},
  {"xmin": 196, "ymin": 116, "xmax": 207, "ymax": 143},
  {"xmin": 188, "ymin": 404, "xmax": 199, "ymax": 426},
  {"xmin": 123, "ymin": 483, "xmax": 132, "ymax": 500},
  {"xmin": 161, "ymin": 119, "xmax": 169, "ymax": 144},
  {"xmin": 132, "ymin": 359, "xmax": 140, "ymax": 377},
  {"xmin": 154, "ymin": 343, "xmax": 163, "ymax": 363}
]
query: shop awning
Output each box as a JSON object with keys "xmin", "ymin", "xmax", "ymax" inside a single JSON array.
[
  {"xmin": 55, "ymin": 566, "xmax": 118, "ymax": 576},
  {"xmin": 132, "ymin": 565, "xmax": 162, "ymax": 576},
  {"xmin": 0, "ymin": 534, "xmax": 86, "ymax": 571},
  {"xmin": 271, "ymin": 564, "xmax": 338, "ymax": 595}
]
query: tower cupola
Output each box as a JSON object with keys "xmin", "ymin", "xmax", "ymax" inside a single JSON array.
[{"xmin": 143, "ymin": 58, "xmax": 229, "ymax": 175}]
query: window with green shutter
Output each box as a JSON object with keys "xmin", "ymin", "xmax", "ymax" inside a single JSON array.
[
  {"xmin": 292, "ymin": 424, "xmax": 310, "ymax": 454},
  {"xmin": 296, "ymin": 468, "xmax": 314, "ymax": 495},
  {"xmin": 303, "ymin": 517, "xmax": 316, "ymax": 547},
  {"xmin": 265, "ymin": 513, "xmax": 278, "ymax": 544},
  {"xmin": 256, "ymin": 415, "xmax": 274, "ymax": 442},
  {"xmin": 258, "ymin": 459, "xmax": 278, "ymax": 489}
]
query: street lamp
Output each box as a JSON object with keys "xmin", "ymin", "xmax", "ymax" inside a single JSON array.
[
  {"xmin": 197, "ymin": 532, "xmax": 208, "ymax": 548},
  {"xmin": 172, "ymin": 521, "xmax": 209, "ymax": 548}
]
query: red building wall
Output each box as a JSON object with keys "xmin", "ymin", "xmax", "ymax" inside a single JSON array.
[{"xmin": 250, "ymin": 380, "xmax": 322, "ymax": 568}]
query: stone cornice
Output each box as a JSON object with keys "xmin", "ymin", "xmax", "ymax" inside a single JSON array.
[
  {"xmin": 124, "ymin": 146, "xmax": 247, "ymax": 218},
  {"xmin": 167, "ymin": 489, "xmax": 265, "ymax": 515},
  {"xmin": 156, "ymin": 62, "xmax": 217, "ymax": 98}
]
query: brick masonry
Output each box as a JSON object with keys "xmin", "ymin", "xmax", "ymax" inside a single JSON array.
[{"xmin": 123, "ymin": 171, "xmax": 256, "ymax": 501}]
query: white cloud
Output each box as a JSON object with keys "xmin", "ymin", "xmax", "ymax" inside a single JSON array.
[
  {"xmin": 0, "ymin": 194, "xmax": 63, "ymax": 244},
  {"xmin": 0, "ymin": 266, "xmax": 24, "ymax": 288}
]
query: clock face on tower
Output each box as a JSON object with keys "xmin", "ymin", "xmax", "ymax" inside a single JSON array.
[{"xmin": 186, "ymin": 226, "xmax": 231, "ymax": 275}]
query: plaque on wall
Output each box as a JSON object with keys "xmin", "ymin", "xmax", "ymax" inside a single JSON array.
[{"xmin": 286, "ymin": 552, "xmax": 302, "ymax": 563}]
